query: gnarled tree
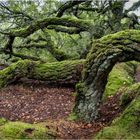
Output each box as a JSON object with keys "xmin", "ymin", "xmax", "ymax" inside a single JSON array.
[
  {"xmin": 0, "ymin": 0, "xmax": 139, "ymax": 62},
  {"xmin": 0, "ymin": 0, "xmax": 140, "ymax": 123},
  {"xmin": 1, "ymin": 30, "xmax": 140, "ymax": 123},
  {"xmin": 74, "ymin": 29, "xmax": 140, "ymax": 122}
]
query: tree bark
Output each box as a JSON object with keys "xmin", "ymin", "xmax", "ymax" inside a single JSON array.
[
  {"xmin": 74, "ymin": 30, "xmax": 140, "ymax": 122},
  {"xmin": 8, "ymin": 17, "xmax": 91, "ymax": 37},
  {"xmin": 1, "ymin": 30, "xmax": 140, "ymax": 123},
  {"xmin": 0, "ymin": 59, "xmax": 84, "ymax": 88},
  {"xmin": 56, "ymin": 0, "xmax": 86, "ymax": 17}
]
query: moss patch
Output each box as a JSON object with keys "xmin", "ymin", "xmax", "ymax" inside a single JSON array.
[
  {"xmin": 31, "ymin": 59, "xmax": 84, "ymax": 83},
  {"xmin": 120, "ymin": 82, "xmax": 140, "ymax": 108},
  {"xmin": 104, "ymin": 62, "xmax": 136, "ymax": 98},
  {"xmin": 95, "ymin": 83, "xmax": 140, "ymax": 139},
  {"xmin": 0, "ymin": 118, "xmax": 55, "ymax": 139},
  {"xmin": 0, "ymin": 60, "xmax": 32, "ymax": 88},
  {"xmin": 67, "ymin": 112, "xmax": 78, "ymax": 121},
  {"xmin": 0, "ymin": 118, "xmax": 7, "ymax": 126},
  {"xmin": 0, "ymin": 59, "xmax": 85, "ymax": 88}
]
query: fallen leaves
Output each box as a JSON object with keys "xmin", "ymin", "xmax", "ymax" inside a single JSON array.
[
  {"xmin": 0, "ymin": 83, "xmax": 75, "ymax": 123},
  {"xmin": 0, "ymin": 80, "xmax": 122, "ymax": 139}
]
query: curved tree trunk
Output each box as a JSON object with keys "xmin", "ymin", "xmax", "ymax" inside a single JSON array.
[
  {"xmin": 0, "ymin": 59, "xmax": 84, "ymax": 88},
  {"xmin": 74, "ymin": 30, "xmax": 140, "ymax": 122},
  {"xmin": 1, "ymin": 30, "xmax": 140, "ymax": 123}
]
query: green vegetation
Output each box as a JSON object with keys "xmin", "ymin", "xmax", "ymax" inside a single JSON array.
[
  {"xmin": 32, "ymin": 59, "xmax": 84, "ymax": 82},
  {"xmin": 67, "ymin": 113, "xmax": 78, "ymax": 121},
  {"xmin": 99, "ymin": 29, "xmax": 140, "ymax": 44},
  {"xmin": 95, "ymin": 83, "xmax": 140, "ymax": 139},
  {"xmin": 0, "ymin": 0, "xmax": 140, "ymax": 139},
  {"xmin": 0, "ymin": 60, "xmax": 32, "ymax": 87},
  {"xmin": 120, "ymin": 82, "xmax": 140, "ymax": 108},
  {"xmin": 0, "ymin": 118, "xmax": 55, "ymax": 139},
  {"xmin": 104, "ymin": 62, "xmax": 136, "ymax": 98},
  {"xmin": 0, "ymin": 59, "xmax": 84, "ymax": 88}
]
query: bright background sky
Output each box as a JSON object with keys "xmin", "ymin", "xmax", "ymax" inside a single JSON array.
[
  {"xmin": 125, "ymin": 0, "xmax": 140, "ymax": 16},
  {"xmin": 60, "ymin": 0, "xmax": 140, "ymax": 16}
]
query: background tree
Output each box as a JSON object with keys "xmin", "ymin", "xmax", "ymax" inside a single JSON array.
[{"xmin": 0, "ymin": 0, "xmax": 139, "ymax": 64}]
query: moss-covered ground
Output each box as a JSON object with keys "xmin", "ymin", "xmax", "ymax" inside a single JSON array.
[
  {"xmin": 0, "ymin": 118, "xmax": 55, "ymax": 139},
  {"xmin": 104, "ymin": 62, "xmax": 137, "ymax": 98}
]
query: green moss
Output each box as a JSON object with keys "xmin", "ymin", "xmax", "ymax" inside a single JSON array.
[
  {"xmin": 76, "ymin": 82, "xmax": 85, "ymax": 93},
  {"xmin": 0, "ymin": 59, "xmax": 84, "ymax": 87},
  {"xmin": 104, "ymin": 62, "xmax": 135, "ymax": 98},
  {"xmin": 95, "ymin": 83, "xmax": 140, "ymax": 139},
  {"xmin": 0, "ymin": 119, "xmax": 55, "ymax": 139},
  {"xmin": 16, "ymin": 47, "xmax": 57, "ymax": 62},
  {"xmin": 52, "ymin": 48, "xmax": 72, "ymax": 61},
  {"xmin": 99, "ymin": 30, "xmax": 140, "ymax": 45},
  {"xmin": 71, "ymin": 92, "xmax": 77, "ymax": 97},
  {"xmin": 0, "ymin": 118, "xmax": 7, "ymax": 126},
  {"xmin": 0, "ymin": 60, "xmax": 32, "ymax": 88},
  {"xmin": 123, "ymin": 61, "xmax": 137, "ymax": 76},
  {"xmin": 83, "ymin": 31, "xmax": 140, "ymax": 83},
  {"xmin": 32, "ymin": 59, "xmax": 84, "ymax": 81},
  {"xmin": 120, "ymin": 83, "xmax": 140, "ymax": 108},
  {"xmin": 67, "ymin": 113, "xmax": 78, "ymax": 121}
]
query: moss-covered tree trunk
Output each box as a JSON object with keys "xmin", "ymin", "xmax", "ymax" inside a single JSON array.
[
  {"xmin": 0, "ymin": 59, "xmax": 84, "ymax": 87},
  {"xmin": 74, "ymin": 30, "xmax": 140, "ymax": 122},
  {"xmin": 1, "ymin": 30, "xmax": 140, "ymax": 123}
]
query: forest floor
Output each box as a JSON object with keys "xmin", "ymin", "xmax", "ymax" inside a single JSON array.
[
  {"xmin": 0, "ymin": 79, "xmax": 122, "ymax": 139},
  {"xmin": 0, "ymin": 64, "xmax": 140, "ymax": 139}
]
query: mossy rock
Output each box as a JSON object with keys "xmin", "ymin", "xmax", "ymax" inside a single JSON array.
[
  {"xmin": 0, "ymin": 118, "xmax": 55, "ymax": 139},
  {"xmin": 95, "ymin": 83, "xmax": 140, "ymax": 139}
]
